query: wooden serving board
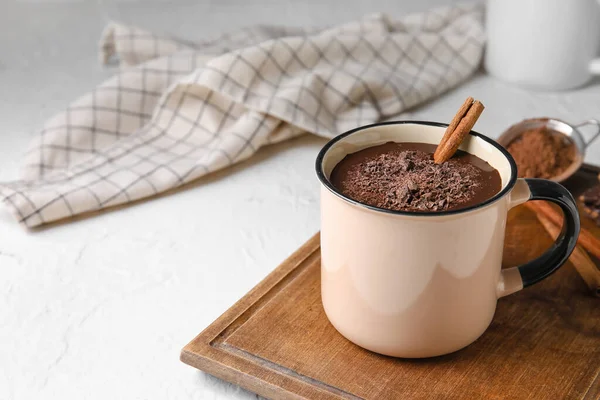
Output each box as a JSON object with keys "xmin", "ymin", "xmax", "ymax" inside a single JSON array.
[{"xmin": 181, "ymin": 167, "xmax": 600, "ymax": 400}]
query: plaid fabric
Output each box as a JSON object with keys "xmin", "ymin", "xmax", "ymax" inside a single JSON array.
[{"xmin": 0, "ymin": 4, "xmax": 484, "ymax": 228}]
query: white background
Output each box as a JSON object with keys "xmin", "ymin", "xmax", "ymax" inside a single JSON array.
[{"xmin": 1, "ymin": 1, "xmax": 600, "ymax": 399}]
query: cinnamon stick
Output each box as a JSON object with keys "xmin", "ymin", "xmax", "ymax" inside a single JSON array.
[
  {"xmin": 527, "ymin": 201, "xmax": 600, "ymax": 260},
  {"xmin": 434, "ymin": 99, "xmax": 485, "ymax": 164},
  {"xmin": 436, "ymin": 96, "xmax": 473, "ymax": 155},
  {"xmin": 534, "ymin": 211, "xmax": 600, "ymax": 297}
]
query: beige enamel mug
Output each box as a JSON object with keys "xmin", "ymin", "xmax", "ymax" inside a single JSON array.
[{"xmin": 316, "ymin": 121, "xmax": 580, "ymax": 358}]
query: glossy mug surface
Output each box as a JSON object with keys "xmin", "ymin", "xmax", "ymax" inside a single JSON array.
[{"xmin": 316, "ymin": 122, "xmax": 579, "ymax": 358}]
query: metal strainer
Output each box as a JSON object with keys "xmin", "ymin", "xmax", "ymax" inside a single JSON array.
[{"xmin": 497, "ymin": 118, "xmax": 600, "ymax": 183}]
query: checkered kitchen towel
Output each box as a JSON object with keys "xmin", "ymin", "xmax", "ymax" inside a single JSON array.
[{"xmin": 0, "ymin": 4, "xmax": 484, "ymax": 228}]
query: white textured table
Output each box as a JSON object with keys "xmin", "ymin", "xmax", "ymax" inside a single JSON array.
[{"xmin": 1, "ymin": 1, "xmax": 600, "ymax": 399}]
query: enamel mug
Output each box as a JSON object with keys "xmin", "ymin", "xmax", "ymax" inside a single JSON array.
[
  {"xmin": 485, "ymin": 0, "xmax": 600, "ymax": 90},
  {"xmin": 316, "ymin": 121, "xmax": 580, "ymax": 358}
]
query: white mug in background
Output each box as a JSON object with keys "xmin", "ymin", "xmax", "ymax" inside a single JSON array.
[{"xmin": 485, "ymin": 0, "xmax": 600, "ymax": 90}]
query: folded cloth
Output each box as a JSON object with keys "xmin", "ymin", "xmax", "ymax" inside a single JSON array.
[{"xmin": 0, "ymin": 4, "xmax": 484, "ymax": 228}]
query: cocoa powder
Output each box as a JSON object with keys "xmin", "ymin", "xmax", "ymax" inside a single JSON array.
[{"xmin": 506, "ymin": 127, "xmax": 576, "ymax": 179}]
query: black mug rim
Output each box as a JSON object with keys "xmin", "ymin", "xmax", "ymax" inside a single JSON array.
[{"xmin": 315, "ymin": 120, "xmax": 519, "ymax": 217}]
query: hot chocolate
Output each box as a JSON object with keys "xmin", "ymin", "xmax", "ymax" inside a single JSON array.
[{"xmin": 330, "ymin": 142, "xmax": 501, "ymax": 212}]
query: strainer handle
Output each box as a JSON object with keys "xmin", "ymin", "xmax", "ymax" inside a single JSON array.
[{"xmin": 574, "ymin": 119, "xmax": 600, "ymax": 148}]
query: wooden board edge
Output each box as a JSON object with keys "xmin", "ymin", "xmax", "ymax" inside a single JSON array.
[
  {"xmin": 182, "ymin": 232, "xmax": 320, "ymax": 352},
  {"xmin": 581, "ymin": 163, "xmax": 600, "ymax": 174},
  {"xmin": 180, "ymin": 343, "xmax": 347, "ymax": 400},
  {"xmin": 180, "ymin": 233, "xmax": 339, "ymax": 399},
  {"xmin": 180, "ymin": 345, "xmax": 313, "ymax": 400}
]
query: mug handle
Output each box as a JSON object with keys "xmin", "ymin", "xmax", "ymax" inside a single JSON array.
[{"xmin": 497, "ymin": 178, "xmax": 580, "ymax": 298}]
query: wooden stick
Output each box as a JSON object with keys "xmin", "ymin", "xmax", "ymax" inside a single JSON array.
[
  {"xmin": 527, "ymin": 201, "xmax": 600, "ymax": 260},
  {"xmin": 435, "ymin": 96, "xmax": 473, "ymax": 156},
  {"xmin": 434, "ymin": 99, "xmax": 485, "ymax": 164},
  {"xmin": 534, "ymin": 211, "xmax": 600, "ymax": 297}
]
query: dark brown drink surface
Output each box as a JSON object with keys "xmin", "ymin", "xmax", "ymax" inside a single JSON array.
[{"xmin": 330, "ymin": 142, "xmax": 502, "ymax": 212}]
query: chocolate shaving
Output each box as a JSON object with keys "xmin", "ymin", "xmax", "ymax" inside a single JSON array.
[
  {"xmin": 335, "ymin": 148, "xmax": 485, "ymax": 212},
  {"xmin": 580, "ymin": 185, "xmax": 600, "ymax": 225}
]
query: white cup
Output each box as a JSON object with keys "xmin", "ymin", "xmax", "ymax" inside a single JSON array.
[{"xmin": 485, "ymin": 0, "xmax": 600, "ymax": 90}]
